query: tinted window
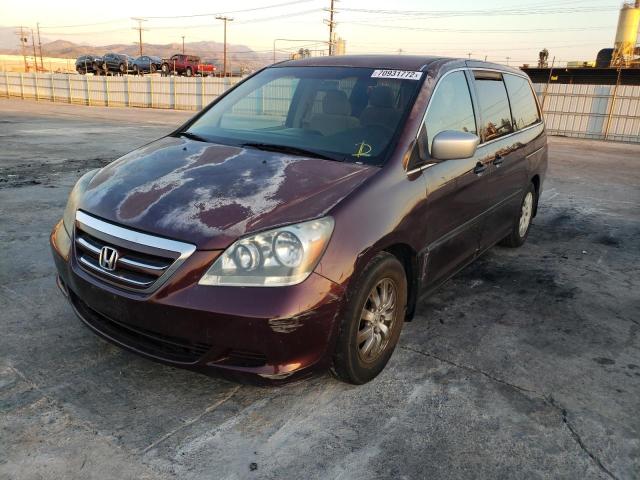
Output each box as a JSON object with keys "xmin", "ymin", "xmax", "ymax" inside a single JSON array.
[
  {"xmin": 474, "ymin": 74, "xmax": 514, "ymax": 142},
  {"xmin": 504, "ymin": 74, "xmax": 540, "ymax": 130},
  {"xmin": 424, "ymin": 71, "xmax": 476, "ymax": 151}
]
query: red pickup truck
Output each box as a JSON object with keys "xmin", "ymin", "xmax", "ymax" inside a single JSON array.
[{"xmin": 160, "ymin": 54, "xmax": 216, "ymax": 77}]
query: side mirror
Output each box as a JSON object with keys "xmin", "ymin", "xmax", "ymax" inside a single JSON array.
[{"xmin": 431, "ymin": 130, "xmax": 480, "ymax": 161}]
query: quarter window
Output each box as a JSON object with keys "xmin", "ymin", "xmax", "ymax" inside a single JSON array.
[
  {"xmin": 424, "ymin": 71, "xmax": 477, "ymax": 152},
  {"xmin": 474, "ymin": 73, "xmax": 514, "ymax": 142},
  {"xmin": 504, "ymin": 74, "xmax": 540, "ymax": 130}
]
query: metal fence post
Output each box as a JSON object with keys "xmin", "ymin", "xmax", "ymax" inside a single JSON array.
[
  {"xmin": 51, "ymin": 73, "xmax": 56, "ymax": 102},
  {"xmin": 35, "ymin": 72, "xmax": 40, "ymax": 101},
  {"xmin": 201, "ymin": 77, "xmax": 205, "ymax": 110},
  {"xmin": 126, "ymin": 75, "xmax": 131, "ymax": 107},
  {"xmin": 4, "ymin": 72, "xmax": 8, "ymax": 98},
  {"xmin": 173, "ymin": 76, "xmax": 177, "ymax": 109},
  {"xmin": 541, "ymin": 56, "xmax": 555, "ymax": 113},
  {"xmin": 149, "ymin": 76, "xmax": 153, "ymax": 108},
  {"xmin": 105, "ymin": 75, "xmax": 110, "ymax": 107},
  {"xmin": 20, "ymin": 73, "xmax": 24, "ymax": 99},
  {"xmin": 604, "ymin": 68, "xmax": 622, "ymax": 141},
  {"xmin": 86, "ymin": 74, "xmax": 91, "ymax": 106},
  {"xmin": 68, "ymin": 74, "xmax": 73, "ymax": 104}
]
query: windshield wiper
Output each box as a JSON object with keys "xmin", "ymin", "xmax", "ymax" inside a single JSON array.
[
  {"xmin": 241, "ymin": 142, "xmax": 341, "ymax": 162},
  {"xmin": 179, "ymin": 131, "xmax": 209, "ymax": 142}
]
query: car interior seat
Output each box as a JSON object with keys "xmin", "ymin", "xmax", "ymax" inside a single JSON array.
[{"xmin": 308, "ymin": 90, "xmax": 360, "ymax": 136}]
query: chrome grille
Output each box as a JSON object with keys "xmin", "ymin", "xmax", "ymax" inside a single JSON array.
[{"xmin": 73, "ymin": 211, "xmax": 196, "ymax": 293}]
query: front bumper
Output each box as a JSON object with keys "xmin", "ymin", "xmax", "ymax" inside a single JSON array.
[{"xmin": 50, "ymin": 220, "xmax": 344, "ymax": 382}]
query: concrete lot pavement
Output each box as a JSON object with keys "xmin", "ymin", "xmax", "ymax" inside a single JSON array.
[{"xmin": 1, "ymin": 99, "xmax": 639, "ymax": 479}]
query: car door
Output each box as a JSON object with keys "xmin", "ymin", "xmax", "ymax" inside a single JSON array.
[
  {"xmin": 471, "ymin": 70, "xmax": 528, "ymax": 249},
  {"xmin": 418, "ymin": 70, "xmax": 493, "ymax": 288}
]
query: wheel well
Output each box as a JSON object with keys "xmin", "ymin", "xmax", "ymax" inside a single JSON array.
[
  {"xmin": 531, "ymin": 174, "xmax": 540, "ymax": 216},
  {"xmin": 384, "ymin": 244, "xmax": 418, "ymax": 321}
]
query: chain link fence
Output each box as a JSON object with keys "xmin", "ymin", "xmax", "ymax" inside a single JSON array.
[{"xmin": 1, "ymin": 72, "xmax": 639, "ymax": 143}]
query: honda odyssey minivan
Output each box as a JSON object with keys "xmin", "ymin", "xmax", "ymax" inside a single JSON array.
[{"xmin": 51, "ymin": 55, "xmax": 547, "ymax": 384}]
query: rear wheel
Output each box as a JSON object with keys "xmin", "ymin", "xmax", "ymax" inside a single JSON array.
[
  {"xmin": 150, "ymin": 64, "xmax": 157, "ymax": 74},
  {"xmin": 331, "ymin": 252, "xmax": 407, "ymax": 384},
  {"xmin": 118, "ymin": 63, "xmax": 125, "ymax": 75},
  {"xmin": 185, "ymin": 67, "xmax": 193, "ymax": 77},
  {"xmin": 161, "ymin": 63, "xmax": 170, "ymax": 76},
  {"xmin": 500, "ymin": 182, "xmax": 537, "ymax": 248}
]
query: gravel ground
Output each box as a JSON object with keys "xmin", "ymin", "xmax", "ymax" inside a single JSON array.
[{"xmin": 1, "ymin": 98, "xmax": 639, "ymax": 480}]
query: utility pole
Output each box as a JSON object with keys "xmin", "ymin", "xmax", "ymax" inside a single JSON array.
[
  {"xmin": 30, "ymin": 29, "xmax": 38, "ymax": 71},
  {"xmin": 216, "ymin": 16, "xmax": 233, "ymax": 77},
  {"xmin": 131, "ymin": 18, "xmax": 148, "ymax": 58},
  {"xmin": 467, "ymin": 52, "xmax": 472, "ymax": 59},
  {"xmin": 181, "ymin": 35, "xmax": 185, "ymax": 55},
  {"xmin": 505, "ymin": 56, "xmax": 511, "ymax": 66},
  {"xmin": 36, "ymin": 22, "xmax": 44, "ymax": 70},
  {"xmin": 16, "ymin": 27, "xmax": 29, "ymax": 72},
  {"xmin": 324, "ymin": 0, "xmax": 337, "ymax": 55}
]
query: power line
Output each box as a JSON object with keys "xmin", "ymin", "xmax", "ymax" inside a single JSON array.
[
  {"xmin": 142, "ymin": 0, "xmax": 315, "ymax": 19},
  {"xmin": 343, "ymin": 22, "xmax": 613, "ymax": 34},
  {"xmin": 338, "ymin": 5, "xmax": 616, "ymax": 17}
]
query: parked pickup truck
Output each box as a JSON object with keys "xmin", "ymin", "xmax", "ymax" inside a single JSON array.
[{"xmin": 160, "ymin": 54, "xmax": 216, "ymax": 77}]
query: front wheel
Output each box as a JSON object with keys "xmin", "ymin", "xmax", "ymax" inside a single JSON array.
[
  {"xmin": 331, "ymin": 252, "xmax": 407, "ymax": 384},
  {"xmin": 500, "ymin": 182, "xmax": 537, "ymax": 248},
  {"xmin": 161, "ymin": 63, "xmax": 170, "ymax": 76}
]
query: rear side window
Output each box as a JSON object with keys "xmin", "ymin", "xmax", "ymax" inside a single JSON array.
[
  {"xmin": 504, "ymin": 74, "xmax": 540, "ymax": 130},
  {"xmin": 474, "ymin": 73, "xmax": 514, "ymax": 142},
  {"xmin": 424, "ymin": 71, "xmax": 477, "ymax": 152}
]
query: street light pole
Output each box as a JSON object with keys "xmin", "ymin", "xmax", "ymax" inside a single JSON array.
[{"xmin": 216, "ymin": 16, "xmax": 233, "ymax": 77}]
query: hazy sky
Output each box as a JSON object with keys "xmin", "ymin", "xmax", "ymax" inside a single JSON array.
[{"xmin": 2, "ymin": 0, "xmax": 625, "ymax": 65}]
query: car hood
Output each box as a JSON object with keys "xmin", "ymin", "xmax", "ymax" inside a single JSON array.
[{"xmin": 80, "ymin": 137, "xmax": 377, "ymax": 250}]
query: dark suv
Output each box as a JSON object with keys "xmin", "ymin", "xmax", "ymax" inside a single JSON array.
[
  {"xmin": 100, "ymin": 53, "xmax": 135, "ymax": 75},
  {"xmin": 75, "ymin": 55, "xmax": 101, "ymax": 75},
  {"xmin": 51, "ymin": 56, "xmax": 547, "ymax": 384}
]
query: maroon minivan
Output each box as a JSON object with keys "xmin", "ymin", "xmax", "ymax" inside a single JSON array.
[{"xmin": 51, "ymin": 56, "xmax": 547, "ymax": 384}]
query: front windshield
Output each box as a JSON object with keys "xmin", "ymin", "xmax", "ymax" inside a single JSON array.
[{"xmin": 186, "ymin": 66, "xmax": 424, "ymax": 165}]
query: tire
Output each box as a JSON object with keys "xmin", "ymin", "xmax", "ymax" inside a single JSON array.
[
  {"xmin": 500, "ymin": 182, "xmax": 537, "ymax": 248},
  {"xmin": 133, "ymin": 65, "xmax": 139, "ymax": 75},
  {"xmin": 331, "ymin": 252, "xmax": 407, "ymax": 384},
  {"xmin": 150, "ymin": 64, "xmax": 157, "ymax": 74},
  {"xmin": 161, "ymin": 63, "xmax": 170, "ymax": 77},
  {"xmin": 118, "ymin": 63, "xmax": 125, "ymax": 75},
  {"xmin": 185, "ymin": 67, "xmax": 193, "ymax": 77}
]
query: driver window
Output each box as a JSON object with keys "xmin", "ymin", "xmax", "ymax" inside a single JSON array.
[{"xmin": 424, "ymin": 71, "xmax": 477, "ymax": 153}]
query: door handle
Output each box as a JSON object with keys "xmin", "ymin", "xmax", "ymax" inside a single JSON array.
[
  {"xmin": 473, "ymin": 162, "xmax": 487, "ymax": 175},
  {"xmin": 493, "ymin": 154, "xmax": 504, "ymax": 167}
]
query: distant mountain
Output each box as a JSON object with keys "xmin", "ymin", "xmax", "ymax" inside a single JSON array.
[{"xmin": 0, "ymin": 37, "xmax": 276, "ymax": 70}]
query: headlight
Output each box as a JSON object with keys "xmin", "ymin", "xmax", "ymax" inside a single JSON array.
[
  {"xmin": 199, "ymin": 217, "xmax": 334, "ymax": 287},
  {"xmin": 62, "ymin": 169, "xmax": 99, "ymax": 235}
]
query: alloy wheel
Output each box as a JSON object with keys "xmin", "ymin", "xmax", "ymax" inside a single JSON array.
[
  {"xmin": 519, "ymin": 191, "xmax": 533, "ymax": 237},
  {"xmin": 357, "ymin": 278, "xmax": 397, "ymax": 363}
]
